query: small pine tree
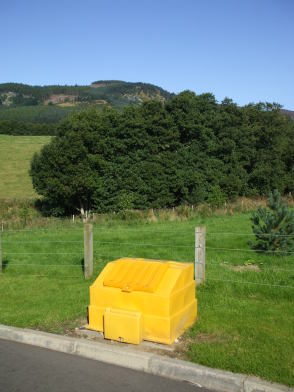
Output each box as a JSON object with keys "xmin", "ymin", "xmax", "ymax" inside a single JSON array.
[
  {"xmin": 19, "ymin": 206, "xmax": 29, "ymax": 228},
  {"xmin": 250, "ymin": 190, "xmax": 294, "ymax": 254}
]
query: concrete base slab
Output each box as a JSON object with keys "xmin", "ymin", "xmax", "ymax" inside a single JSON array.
[{"xmin": 74, "ymin": 325, "xmax": 174, "ymax": 352}]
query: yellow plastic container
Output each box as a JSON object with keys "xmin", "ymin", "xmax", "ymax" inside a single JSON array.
[{"xmin": 87, "ymin": 258, "xmax": 197, "ymax": 345}]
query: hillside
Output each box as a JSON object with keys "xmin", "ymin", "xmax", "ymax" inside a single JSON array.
[
  {"xmin": 0, "ymin": 81, "xmax": 173, "ymax": 136},
  {"xmin": 0, "ymin": 80, "xmax": 172, "ymax": 108},
  {"xmin": 0, "ymin": 135, "xmax": 51, "ymax": 198}
]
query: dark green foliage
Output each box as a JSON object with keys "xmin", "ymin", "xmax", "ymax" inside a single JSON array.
[
  {"xmin": 0, "ymin": 105, "xmax": 77, "ymax": 123},
  {"xmin": 250, "ymin": 190, "xmax": 294, "ymax": 253},
  {"xmin": 0, "ymin": 120, "xmax": 57, "ymax": 136},
  {"xmin": 30, "ymin": 116, "xmax": 100, "ymax": 215},
  {"xmin": 30, "ymin": 92, "xmax": 294, "ymax": 215},
  {"xmin": 0, "ymin": 105, "xmax": 81, "ymax": 135}
]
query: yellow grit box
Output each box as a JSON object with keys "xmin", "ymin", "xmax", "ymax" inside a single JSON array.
[{"xmin": 87, "ymin": 258, "xmax": 197, "ymax": 345}]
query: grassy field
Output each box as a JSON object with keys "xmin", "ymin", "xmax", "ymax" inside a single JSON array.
[
  {"xmin": 0, "ymin": 213, "xmax": 293, "ymax": 386},
  {"xmin": 0, "ymin": 135, "xmax": 51, "ymax": 199}
]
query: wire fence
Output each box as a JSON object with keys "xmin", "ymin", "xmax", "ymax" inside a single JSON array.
[
  {"xmin": 0, "ymin": 224, "xmax": 293, "ymax": 289},
  {"xmin": 4, "ymin": 227, "xmax": 294, "ymax": 236}
]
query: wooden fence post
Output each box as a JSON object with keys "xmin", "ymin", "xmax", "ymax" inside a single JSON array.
[
  {"xmin": 84, "ymin": 223, "xmax": 93, "ymax": 279},
  {"xmin": 195, "ymin": 226, "xmax": 206, "ymax": 284}
]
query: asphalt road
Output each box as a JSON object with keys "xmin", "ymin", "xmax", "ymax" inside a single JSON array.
[{"xmin": 0, "ymin": 339, "xmax": 215, "ymax": 392}]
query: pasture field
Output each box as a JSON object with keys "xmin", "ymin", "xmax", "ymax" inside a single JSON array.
[
  {"xmin": 0, "ymin": 212, "xmax": 293, "ymax": 386},
  {"xmin": 0, "ymin": 135, "xmax": 51, "ymax": 199}
]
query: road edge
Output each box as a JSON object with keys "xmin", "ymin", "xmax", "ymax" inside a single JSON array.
[{"xmin": 0, "ymin": 324, "xmax": 292, "ymax": 392}]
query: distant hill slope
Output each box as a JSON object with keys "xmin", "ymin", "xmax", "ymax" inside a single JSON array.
[
  {"xmin": 0, "ymin": 81, "xmax": 173, "ymax": 135},
  {"xmin": 0, "ymin": 80, "xmax": 173, "ymax": 108}
]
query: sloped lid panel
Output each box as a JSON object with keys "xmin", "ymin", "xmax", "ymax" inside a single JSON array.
[{"xmin": 103, "ymin": 259, "xmax": 168, "ymax": 293}]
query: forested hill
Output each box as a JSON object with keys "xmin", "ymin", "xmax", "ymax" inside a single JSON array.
[
  {"xmin": 0, "ymin": 81, "xmax": 173, "ymax": 135},
  {"xmin": 0, "ymin": 81, "xmax": 172, "ymax": 108}
]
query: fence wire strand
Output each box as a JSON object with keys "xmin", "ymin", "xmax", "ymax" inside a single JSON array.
[
  {"xmin": 206, "ymin": 277, "xmax": 294, "ymax": 289},
  {"xmin": 204, "ymin": 246, "xmax": 294, "ymax": 255},
  {"xmin": 3, "ymin": 226, "xmax": 294, "ymax": 236},
  {"xmin": 1, "ymin": 226, "xmax": 294, "ymax": 290},
  {"xmin": 207, "ymin": 232, "xmax": 294, "ymax": 237}
]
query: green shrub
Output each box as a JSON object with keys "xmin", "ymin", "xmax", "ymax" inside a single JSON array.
[
  {"xmin": 249, "ymin": 190, "xmax": 294, "ymax": 254},
  {"xmin": 206, "ymin": 185, "xmax": 226, "ymax": 208}
]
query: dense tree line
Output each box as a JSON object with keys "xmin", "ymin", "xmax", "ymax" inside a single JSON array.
[
  {"xmin": 0, "ymin": 105, "xmax": 78, "ymax": 135},
  {"xmin": 30, "ymin": 91, "xmax": 294, "ymax": 216},
  {"xmin": 0, "ymin": 120, "xmax": 56, "ymax": 136}
]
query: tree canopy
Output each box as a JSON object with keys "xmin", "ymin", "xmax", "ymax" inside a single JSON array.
[{"xmin": 30, "ymin": 91, "xmax": 294, "ymax": 216}]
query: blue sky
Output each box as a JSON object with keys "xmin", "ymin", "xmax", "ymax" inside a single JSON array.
[{"xmin": 1, "ymin": 0, "xmax": 293, "ymax": 108}]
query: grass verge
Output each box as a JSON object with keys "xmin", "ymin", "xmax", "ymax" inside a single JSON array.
[{"xmin": 0, "ymin": 212, "xmax": 293, "ymax": 386}]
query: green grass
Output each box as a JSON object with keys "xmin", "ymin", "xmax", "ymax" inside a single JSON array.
[
  {"xmin": 0, "ymin": 213, "xmax": 293, "ymax": 386},
  {"xmin": 0, "ymin": 135, "xmax": 51, "ymax": 199}
]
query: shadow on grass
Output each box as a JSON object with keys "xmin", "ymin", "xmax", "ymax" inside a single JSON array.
[
  {"xmin": 2, "ymin": 257, "xmax": 9, "ymax": 272},
  {"xmin": 80, "ymin": 258, "xmax": 84, "ymax": 274},
  {"xmin": 34, "ymin": 198, "xmax": 73, "ymax": 218}
]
